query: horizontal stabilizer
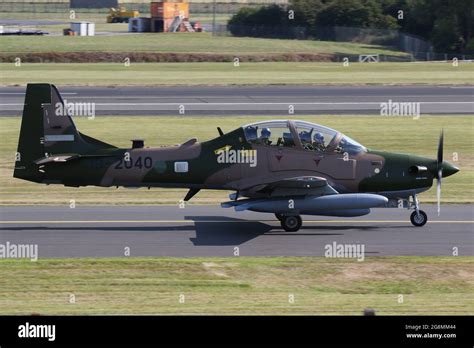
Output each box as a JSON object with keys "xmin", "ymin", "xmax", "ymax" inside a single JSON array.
[
  {"xmin": 35, "ymin": 155, "xmax": 79, "ymax": 165},
  {"xmin": 34, "ymin": 153, "xmax": 115, "ymax": 165}
]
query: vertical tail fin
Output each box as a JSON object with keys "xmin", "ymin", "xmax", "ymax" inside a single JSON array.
[{"xmin": 14, "ymin": 83, "xmax": 115, "ymax": 182}]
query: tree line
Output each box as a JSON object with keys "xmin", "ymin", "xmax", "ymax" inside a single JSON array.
[{"xmin": 228, "ymin": 0, "xmax": 474, "ymax": 54}]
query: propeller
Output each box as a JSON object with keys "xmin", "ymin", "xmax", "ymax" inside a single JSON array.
[{"xmin": 436, "ymin": 130, "xmax": 444, "ymax": 216}]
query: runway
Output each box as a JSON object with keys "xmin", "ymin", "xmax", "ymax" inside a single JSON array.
[
  {"xmin": 0, "ymin": 85, "xmax": 473, "ymax": 116},
  {"xmin": 0, "ymin": 204, "xmax": 472, "ymax": 258}
]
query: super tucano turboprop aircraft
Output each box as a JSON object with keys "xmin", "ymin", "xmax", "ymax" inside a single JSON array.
[{"xmin": 14, "ymin": 84, "xmax": 459, "ymax": 231}]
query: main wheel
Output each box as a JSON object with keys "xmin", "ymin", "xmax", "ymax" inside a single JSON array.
[
  {"xmin": 410, "ymin": 210, "xmax": 427, "ymax": 227},
  {"xmin": 280, "ymin": 215, "xmax": 302, "ymax": 232}
]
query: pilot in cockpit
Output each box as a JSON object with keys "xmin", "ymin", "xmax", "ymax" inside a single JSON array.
[
  {"xmin": 313, "ymin": 132, "xmax": 325, "ymax": 151},
  {"xmin": 260, "ymin": 128, "xmax": 272, "ymax": 145},
  {"xmin": 299, "ymin": 131, "xmax": 313, "ymax": 150},
  {"xmin": 245, "ymin": 126, "xmax": 258, "ymax": 143}
]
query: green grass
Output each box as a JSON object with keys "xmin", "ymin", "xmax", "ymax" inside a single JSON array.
[
  {"xmin": 0, "ymin": 32, "xmax": 407, "ymax": 55},
  {"xmin": 0, "ymin": 256, "xmax": 472, "ymax": 315},
  {"xmin": 1, "ymin": 62, "xmax": 472, "ymax": 86},
  {"xmin": 0, "ymin": 115, "xmax": 472, "ymax": 205}
]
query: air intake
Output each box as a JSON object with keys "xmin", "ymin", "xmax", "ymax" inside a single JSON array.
[{"xmin": 408, "ymin": 165, "xmax": 428, "ymax": 174}]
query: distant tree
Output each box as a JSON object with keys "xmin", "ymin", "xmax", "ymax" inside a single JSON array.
[
  {"xmin": 289, "ymin": 0, "xmax": 324, "ymax": 27},
  {"xmin": 228, "ymin": 5, "xmax": 293, "ymax": 38},
  {"xmin": 227, "ymin": 7, "xmax": 260, "ymax": 27},
  {"xmin": 382, "ymin": 0, "xmax": 473, "ymax": 53},
  {"xmin": 450, "ymin": 0, "xmax": 473, "ymax": 53},
  {"xmin": 228, "ymin": 5, "xmax": 288, "ymax": 27},
  {"xmin": 431, "ymin": 15, "xmax": 463, "ymax": 53},
  {"xmin": 228, "ymin": 0, "xmax": 473, "ymax": 53},
  {"xmin": 314, "ymin": 0, "xmax": 397, "ymax": 29}
]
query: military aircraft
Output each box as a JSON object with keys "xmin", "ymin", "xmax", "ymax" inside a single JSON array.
[{"xmin": 14, "ymin": 84, "xmax": 459, "ymax": 231}]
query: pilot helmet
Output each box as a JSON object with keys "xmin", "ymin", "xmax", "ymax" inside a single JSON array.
[
  {"xmin": 245, "ymin": 126, "xmax": 258, "ymax": 141},
  {"xmin": 261, "ymin": 128, "xmax": 271, "ymax": 139},
  {"xmin": 314, "ymin": 132, "xmax": 324, "ymax": 144},
  {"xmin": 299, "ymin": 131, "xmax": 311, "ymax": 143}
]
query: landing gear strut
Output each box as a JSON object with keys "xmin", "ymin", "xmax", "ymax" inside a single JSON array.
[
  {"xmin": 410, "ymin": 194, "xmax": 427, "ymax": 227},
  {"xmin": 278, "ymin": 214, "xmax": 302, "ymax": 232}
]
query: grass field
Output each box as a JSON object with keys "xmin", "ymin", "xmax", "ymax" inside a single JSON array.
[
  {"xmin": 0, "ymin": 32, "xmax": 407, "ymax": 56},
  {"xmin": 0, "ymin": 115, "xmax": 472, "ymax": 205},
  {"xmin": 1, "ymin": 62, "xmax": 472, "ymax": 86},
  {"xmin": 0, "ymin": 256, "xmax": 472, "ymax": 315}
]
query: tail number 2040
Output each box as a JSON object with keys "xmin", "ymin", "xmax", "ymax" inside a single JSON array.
[{"xmin": 115, "ymin": 156, "xmax": 153, "ymax": 169}]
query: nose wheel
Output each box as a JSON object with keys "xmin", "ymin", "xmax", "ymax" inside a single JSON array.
[
  {"xmin": 410, "ymin": 194, "xmax": 428, "ymax": 227},
  {"xmin": 277, "ymin": 214, "xmax": 302, "ymax": 232},
  {"xmin": 410, "ymin": 210, "xmax": 427, "ymax": 227}
]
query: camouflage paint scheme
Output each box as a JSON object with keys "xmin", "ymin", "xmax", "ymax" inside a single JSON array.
[{"xmin": 14, "ymin": 84, "xmax": 459, "ymax": 230}]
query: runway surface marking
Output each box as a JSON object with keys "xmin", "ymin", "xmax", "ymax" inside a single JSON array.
[
  {"xmin": 64, "ymin": 95, "xmax": 472, "ymax": 98},
  {"xmin": 0, "ymin": 92, "xmax": 77, "ymax": 95},
  {"xmin": 2, "ymin": 102, "xmax": 473, "ymax": 106},
  {"xmin": 0, "ymin": 220, "xmax": 471, "ymax": 224},
  {"xmin": 2, "ymin": 86, "xmax": 471, "ymax": 115}
]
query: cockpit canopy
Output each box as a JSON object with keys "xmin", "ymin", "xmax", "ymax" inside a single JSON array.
[{"xmin": 242, "ymin": 120, "xmax": 366, "ymax": 155}]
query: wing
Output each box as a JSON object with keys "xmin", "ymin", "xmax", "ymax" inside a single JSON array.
[
  {"xmin": 246, "ymin": 175, "xmax": 338, "ymax": 198},
  {"xmin": 222, "ymin": 176, "xmax": 338, "ymax": 210},
  {"xmin": 261, "ymin": 175, "xmax": 333, "ymax": 189},
  {"xmin": 222, "ymin": 175, "xmax": 388, "ymax": 213}
]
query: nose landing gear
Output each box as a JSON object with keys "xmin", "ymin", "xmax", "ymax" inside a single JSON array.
[{"xmin": 410, "ymin": 194, "xmax": 427, "ymax": 227}]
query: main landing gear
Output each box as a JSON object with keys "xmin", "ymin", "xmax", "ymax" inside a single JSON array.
[
  {"xmin": 410, "ymin": 193, "xmax": 427, "ymax": 227},
  {"xmin": 274, "ymin": 193, "xmax": 429, "ymax": 231},
  {"xmin": 275, "ymin": 213, "xmax": 302, "ymax": 232}
]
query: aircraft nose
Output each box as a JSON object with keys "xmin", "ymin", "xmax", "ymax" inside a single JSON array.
[{"xmin": 441, "ymin": 161, "xmax": 459, "ymax": 177}]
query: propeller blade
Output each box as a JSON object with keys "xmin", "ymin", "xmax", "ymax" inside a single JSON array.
[
  {"xmin": 437, "ymin": 130, "xmax": 444, "ymax": 169},
  {"xmin": 436, "ymin": 130, "xmax": 444, "ymax": 216},
  {"xmin": 437, "ymin": 169, "xmax": 442, "ymax": 216}
]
